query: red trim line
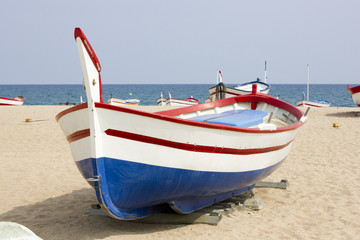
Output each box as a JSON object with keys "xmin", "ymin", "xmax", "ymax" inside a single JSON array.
[
  {"xmin": 74, "ymin": 28, "xmax": 101, "ymax": 72},
  {"xmin": 67, "ymin": 129, "xmax": 90, "ymax": 143},
  {"xmin": 105, "ymin": 129, "xmax": 293, "ymax": 155},
  {"xmin": 55, "ymin": 103, "xmax": 88, "ymax": 121}
]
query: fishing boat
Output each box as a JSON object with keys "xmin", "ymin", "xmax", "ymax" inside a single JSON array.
[
  {"xmin": 157, "ymin": 91, "xmax": 199, "ymax": 106},
  {"xmin": 234, "ymin": 77, "xmax": 270, "ymax": 95},
  {"xmin": 234, "ymin": 62, "xmax": 270, "ymax": 94},
  {"xmin": 347, "ymin": 85, "xmax": 360, "ymax": 107},
  {"xmin": 108, "ymin": 94, "xmax": 140, "ymax": 106},
  {"xmin": 0, "ymin": 96, "xmax": 25, "ymax": 106},
  {"xmin": 56, "ymin": 28, "xmax": 307, "ymax": 220},
  {"xmin": 206, "ymin": 65, "xmax": 270, "ymax": 102},
  {"xmin": 296, "ymin": 64, "xmax": 331, "ymax": 108}
]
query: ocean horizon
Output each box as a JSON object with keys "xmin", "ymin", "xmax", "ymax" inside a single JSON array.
[{"xmin": 0, "ymin": 84, "xmax": 358, "ymax": 107}]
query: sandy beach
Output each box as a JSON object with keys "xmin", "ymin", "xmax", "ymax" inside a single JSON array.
[{"xmin": 0, "ymin": 105, "xmax": 359, "ymax": 239}]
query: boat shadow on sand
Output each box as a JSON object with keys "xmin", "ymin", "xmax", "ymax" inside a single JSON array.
[
  {"xmin": 0, "ymin": 188, "xmax": 184, "ymax": 239},
  {"xmin": 326, "ymin": 111, "xmax": 360, "ymax": 118}
]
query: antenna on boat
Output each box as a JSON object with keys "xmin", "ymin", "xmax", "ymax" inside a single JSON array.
[
  {"xmin": 264, "ymin": 61, "xmax": 267, "ymax": 83},
  {"xmin": 306, "ymin": 64, "xmax": 310, "ymax": 101}
]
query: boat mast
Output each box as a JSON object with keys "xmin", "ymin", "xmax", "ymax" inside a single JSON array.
[
  {"xmin": 264, "ymin": 61, "xmax": 267, "ymax": 83},
  {"xmin": 307, "ymin": 64, "xmax": 310, "ymax": 101}
]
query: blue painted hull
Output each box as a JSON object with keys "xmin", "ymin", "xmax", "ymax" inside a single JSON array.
[{"xmin": 76, "ymin": 157, "xmax": 284, "ymax": 219}]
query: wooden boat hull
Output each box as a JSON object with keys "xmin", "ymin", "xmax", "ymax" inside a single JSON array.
[
  {"xmin": 0, "ymin": 96, "xmax": 24, "ymax": 106},
  {"xmin": 57, "ymin": 94, "xmax": 304, "ymax": 220},
  {"xmin": 348, "ymin": 85, "xmax": 360, "ymax": 107},
  {"xmin": 56, "ymin": 27, "xmax": 306, "ymax": 220}
]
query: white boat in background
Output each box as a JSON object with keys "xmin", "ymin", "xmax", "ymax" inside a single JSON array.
[
  {"xmin": 56, "ymin": 28, "xmax": 306, "ymax": 220},
  {"xmin": 347, "ymin": 85, "xmax": 360, "ymax": 107},
  {"xmin": 108, "ymin": 94, "xmax": 140, "ymax": 106},
  {"xmin": 234, "ymin": 78, "xmax": 270, "ymax": 95},
  {"xmin": 206, "ymin": 64, "xmax": 270, "ymax": 102},
  {"xmin": 157, "ymin": 91, "xmax": 199, "ymax": 106},
  {"xmin": 0, "ymin": 96, "xmax": 25, "ymax": 106},
  {"xmin": 234, "ymin": 61, "xmax": 270, "ymax": 94},
  {"xmin": 296, "ymin": 64, "xmax": 331, "ymax": 108}
]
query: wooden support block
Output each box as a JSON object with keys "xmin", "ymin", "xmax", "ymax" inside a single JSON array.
[
  {"xmin": 244, "ymin": 199, "xmax": 263, "ymax": 211},
  {"xmin": 255, "ymin": 179, "xmax": 289, "ymax": 189}
]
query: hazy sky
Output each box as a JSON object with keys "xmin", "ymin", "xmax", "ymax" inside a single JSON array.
[{"xmin": 1, "ymin": 0, "xmax": 359, "ymax": 84}]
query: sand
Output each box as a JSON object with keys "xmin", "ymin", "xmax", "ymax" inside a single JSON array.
[{"xmin": 0, "ymin": 105, "xmax": 359, "ymax": 239}]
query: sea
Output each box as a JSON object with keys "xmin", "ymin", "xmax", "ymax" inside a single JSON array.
[{"xmin": 0, "ymin": 84, "xmax": 358, "ymax": 107}]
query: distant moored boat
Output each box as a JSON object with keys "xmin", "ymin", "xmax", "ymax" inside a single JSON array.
[
  {"xmin": 108, "ymin": 94, "xmax": 140, "ymax": 106},
  {"xmin": 0, "ymin": 96, "xmax": 25, "ymax": 106},
  {"xmin": 157, "ymin": 91, "xmax": 199, "ymax": 106},
  {"xmin": 206, "ymin": 63, "xmax": 270, "ymax": 102},
  {"xmin": 296, "ymin": 64, "xmax": 331, "ymax": 108}
]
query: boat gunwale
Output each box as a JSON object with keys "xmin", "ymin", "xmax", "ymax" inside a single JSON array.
[{"xmin": 56, "ymin": 94, "xmax": 304, "ymax": 134}]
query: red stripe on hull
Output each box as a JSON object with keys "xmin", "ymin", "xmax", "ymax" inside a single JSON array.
[
  {"xmin": 348, "ymin": 85, "xmax": 360, "ymax": 95},
  {"xmin": 297, "ymin": 103, "xmax": 326, "ymax": 108},
  {"xmin": 55, "ymin": 103, "xmax": 88, "ymax": 121},
  {"xmin": 105, "ymin": 129, "xmax": 293, "ymax": 155},
  {"xmin": 67, "ymin": 129, "xmax": 90, "ymax": 143},
  {"xmin": 297, "ymin": 103, "xmax": 322, "ymax": 108}
]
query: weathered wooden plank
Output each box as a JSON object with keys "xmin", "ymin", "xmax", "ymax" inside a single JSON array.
[{"xmin": 255, "ymin": 179, "xmax": 289, "ymax": 189}]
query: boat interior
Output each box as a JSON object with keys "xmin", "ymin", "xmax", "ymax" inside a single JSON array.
[{"xmin": 175, "ymin": 102, "xmax": 298, "ymax": 130}]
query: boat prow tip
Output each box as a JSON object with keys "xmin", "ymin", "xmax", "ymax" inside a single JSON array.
[{"xmin": 74, "ymin": 27, "xmax": 103, "ymax": 103}]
